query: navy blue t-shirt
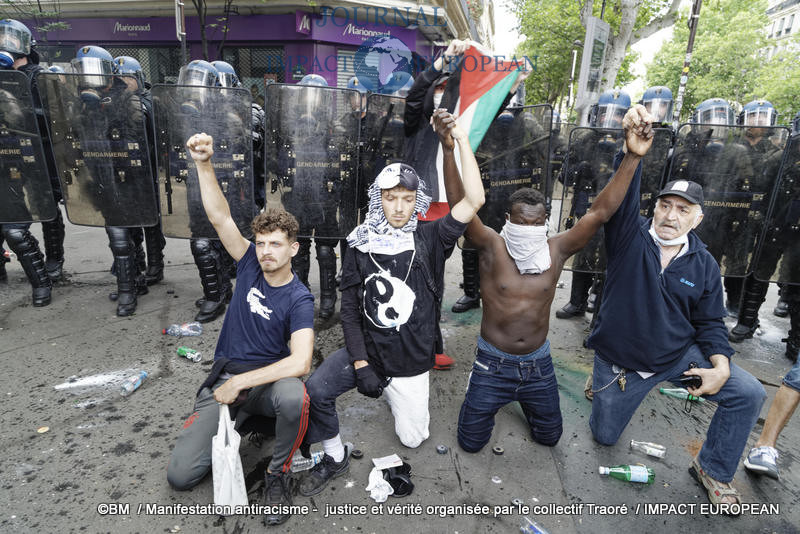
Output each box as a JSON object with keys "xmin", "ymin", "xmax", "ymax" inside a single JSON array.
[{"xmin": 214, "ymin": 243, "xmax": 315, "ymax": 366}]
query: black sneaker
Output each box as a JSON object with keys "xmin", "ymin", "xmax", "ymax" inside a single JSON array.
[
  {"xmin": 262, "ymin": 471, "xmax": 292, "ymax": 526},
  {"xmin": 298, "ymin": 445, "xmax": 351, "ymax": 496}
]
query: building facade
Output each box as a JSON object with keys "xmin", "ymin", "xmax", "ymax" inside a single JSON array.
[
  {"xmin": 765, "ymin": 0, "xmax": 800, "ymax": 59},
  {"xmin": 9, "ymin": 0, "xmax": 492, "ymax": 97}
]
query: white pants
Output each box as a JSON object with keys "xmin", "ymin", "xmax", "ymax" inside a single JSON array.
[{"xmin": 384, "ymin": 372, "xmax": 430, "ymax": 448}]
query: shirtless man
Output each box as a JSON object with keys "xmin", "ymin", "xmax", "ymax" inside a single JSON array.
[{"xmin": 436, "ymin": 105, "xmax": 655, "ymax": 452}]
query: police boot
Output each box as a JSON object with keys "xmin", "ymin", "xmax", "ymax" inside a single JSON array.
[
  {"xmin": 219, "ymin": 244, "xmax": 237, "ymax": 280},
  {"xmin": 143, "ymin": 224, "xmax": 166, "ymax": 285},
  {"xmin": 774, "ymin": 285, "xmax": 789, "ymax": 317},
  {"xmin": 192, "ymin": 238, "xmax": 228, "ymax": 323},
  {"xmin": 292, "ymin": 239, "xmax": 311, "ymax": 289},
  {"xmin": 556, "ymin": 271, "xmax": 592, "ymax": 319},
  {"xmin": 107, "ymin": 227, "xmax": 144, "ymax": 316},
  {"xmin": 783, "ymin": 294, "xmax": 800, "ymax": 363},
  {"xmin": 5, "ymin": 228, "xmax": 51, "ymax": 306},
  {"xmin": 452, "ymin": 249, "xmax": 480, "ymax": 313},
  {"xmin": 724, "ymin": 276, "xmax": 743, "ymax": 317},
  {"xmin": 317, "ymin": 244, "xmax": 337, "ymax": 320},
  {"xmin": 729, "ymin": 277, "xmax": 768, "ymax": 342},
  {"xmin": 42, "ymin": 209, "xmax": 65, "ymax": 281}
]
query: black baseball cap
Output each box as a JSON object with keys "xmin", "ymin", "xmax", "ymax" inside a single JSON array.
[
  {"xmin": 375, "ymin": 163, "xmax": 420, "ymax": 191},
  {"xmin": 657, "ymin": 180, "xmax": 704, "ymax": 208}
]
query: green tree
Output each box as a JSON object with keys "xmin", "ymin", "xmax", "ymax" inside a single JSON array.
[
  {"xmin": 753, "ymin": 34, "xmax": 800, "ymax": 119},
  {"xmin": 511, "ymin": 0, "xmax": 680, "ymax": 110},
  {"xmin": 646, "ymin": 0, "xmax": 777, "ymax": 121},
  {"xmin": 0, "ymin": 0, "xmax": 69, "ymax": 40}
]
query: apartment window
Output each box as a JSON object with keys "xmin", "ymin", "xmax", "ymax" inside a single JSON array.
[
  {"xmin": 768, "ymin": 21, "xmax": 775, "ymax": 38},
  {"xmin": 777, "ymin": 17, "xmax": 785, "ymax": 35},
  {"xmin": 786, "ymin": 14, "xmax": 794, "ymax": 35}
]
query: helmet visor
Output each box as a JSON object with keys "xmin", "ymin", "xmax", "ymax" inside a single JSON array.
[
  {"xmin": 698, "ymin": 106, "xmax": 732, "ymax": 126},
  {"xmin": 742, "ymin": 108, "xmax": 776, "ymax": 127},
  {"xmin": 643, "ymin": 98, "xmax": 673, "ymax": 123},
  {"xmin": 596, "ymin": 103, "xmax": 627, "ymax": 128},
  {"xmin": 177, "ymin": 65, "xmax": 217, "ymax": 87},
  {"xmin": 216, "ymin": 71, "xmax": 240, "ymax": 88},
  {"xmin": 0, "ymin": 25, "xmax": 30, "ymax": 56}
]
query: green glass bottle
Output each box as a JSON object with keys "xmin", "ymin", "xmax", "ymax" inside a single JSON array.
[
  {"xmin": 177, "ymin": 346, "xmax": 202, "ymax": 362},
  {"xmin": 659, "ymin": 387, "xmax": 706, "ymax": 403},
  {"xmin": 598, "ymin": 464, "xmax": 655, "ymax": 484}
]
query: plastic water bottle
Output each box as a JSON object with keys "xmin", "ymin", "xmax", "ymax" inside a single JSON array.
[
  {"xmin": 290, "ymin": 450, "xmax": 325, "ymax": 472},
  {"xmin": 162, "ymin": 322, "xmax": 203, "ymax": 337},
  {"xmin": 120, "ymin": 371, "xmax": 148, "ymax": 397},
  {"xmin": 520, "ymin": 516, "xmax": 550, "ymax": 534},
  {"xmin": 598, "ymin": 464, "xmax": 655, "ymax": 484},
  {"xmin": 176, "ymin": 346, "xmax": 202, "ymax": 362},
  {"xmin": 630, "ymin": 440, "xmax": 667, "ymax": 458},
  {"xmin": 659, "ymin": 387, "xmax": 706, "ymax": 403}
]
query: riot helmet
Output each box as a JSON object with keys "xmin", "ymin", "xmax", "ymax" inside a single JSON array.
[
  {"xmin": 593, "ymin": 89, "xmax": 630, "ymax": 128},
  {"xmin": 739, "ymin": 99, "xmax": 776, "ymax": 127},
  {"xmin": 72, "ymin": 45, "xmax": 116, "ymax": 104},
  {"xmin": 692, "ymin": 98, "xmax": 734, "ymax": 125},
  {"xmin": 641, "ymin": 86, "xmax": 673, "ymax": 123},
  {"xmin": 211, "ymin": 60, "xmax": 240, "ymax": 88},
  {"xmin": 177, "ymin": 60, "xmax": 219, "ymax": 87},
  {"xmin": 0, "ymin": 19, "xmax": 33, "ymax": 68},
  {"xmin": 114, "ymin": 56, "xmax": 145, "ymax": 87},
  {"xmin": 298, "ymin": 73, "xmax": 328, "ymax": 87},
  {"xmin": 380, "ymin": 71, "xmax": 413, "ymax": 97},
  {"xmin": 347, "ymin": 75, "xmax": 368, "ymax": 112},
  {"xmin": 46, "ymin": 65, "xmax": 65, "ymax": 73}
]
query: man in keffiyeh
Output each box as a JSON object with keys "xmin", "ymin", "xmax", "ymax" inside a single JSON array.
[{"xmin": 298, "ymin": 110, "xmax": 484, "ymax": 498}]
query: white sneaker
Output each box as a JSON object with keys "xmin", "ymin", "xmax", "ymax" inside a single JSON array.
[{"xmin": 744, "ymin": 446, "xmax": 779, "ymax": 479}]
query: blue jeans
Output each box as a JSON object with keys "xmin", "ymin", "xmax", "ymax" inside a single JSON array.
[
  {"xmin": 783, "ymin": 358, "xmax": 800, "ymax": 393},
  {"xmin": 458, "ymin": 338, "xmax": 562, "ymax": 452},
  {"xmin": 589, "ymin": 344, "xmax": 766, "ymax": 482}
]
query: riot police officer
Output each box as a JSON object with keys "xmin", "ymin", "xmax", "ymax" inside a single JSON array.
[
  {"xmin": 556, "ymin": 89, "xmax": 629, "ymax": 320},
  {"xmin": 285, "ymin": 73, "xmax": 341, "ymax": 320},
  {"xmin": 175, "ymin": 60, "xmax": 235, "ymax": 322},
  {"xmin": 0, "ymin": 19, "xmax": 64, "ymax": 306},
  {"xmin": 113, "ymin": 55, "xmax": 167, "ymax": 287},
  {"xmin": 71, "ymin": 45, "xmax": 152, "ymax": 315},
  {"xmin": 729, "ymin": 100, "xmax": 783, "ymax": 341}
]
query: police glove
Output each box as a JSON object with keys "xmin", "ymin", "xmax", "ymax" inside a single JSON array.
[{"xmin": 356, "ymin": 365, "xmax": 389, "ymax": 398}]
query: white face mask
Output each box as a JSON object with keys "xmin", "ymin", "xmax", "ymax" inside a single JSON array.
[
  {"xmin": 499, "ymin": 220, "xmax": 551, "ymax": 274},
  {"xmin": 433, "ymin": 92, "xmax": 443, "ymax": 109}
]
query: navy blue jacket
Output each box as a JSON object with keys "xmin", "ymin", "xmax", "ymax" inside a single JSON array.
[{"xmin": 587, "ymin": 151, "xmax": 734, "ymax": 373}]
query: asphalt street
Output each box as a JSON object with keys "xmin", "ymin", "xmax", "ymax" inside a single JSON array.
[{"xmin": 1, "ymin": 215, "xmax": 798, "ymax": 534}]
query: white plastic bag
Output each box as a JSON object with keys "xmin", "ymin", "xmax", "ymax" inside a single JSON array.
[{"xmin": 211, "ymin": 404, "xmax": 248, "ymax": 509}]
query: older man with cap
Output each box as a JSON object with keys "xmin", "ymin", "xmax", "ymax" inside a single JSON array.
[
  {"xmin": 298, "ymin": 110, "xmax": 484, "ymax": 498},
  {"xmin": 586, "ymin": 149, "xmax": 766, "ymax": 508}
]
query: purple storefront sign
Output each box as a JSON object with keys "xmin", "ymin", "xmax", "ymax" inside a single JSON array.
[{"xmin": 37, "ymin": 14, "xmax": 416, "ymax": 51}]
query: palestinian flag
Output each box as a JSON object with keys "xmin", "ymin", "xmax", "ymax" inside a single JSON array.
[{"xmin": 420, "ymin": 44, "xmax": 523, "ymax": 219}]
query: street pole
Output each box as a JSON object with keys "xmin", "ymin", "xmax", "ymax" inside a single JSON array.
[
  {"xmin": 176, "ymin": 0, "xmax": 188, "ymax": 64},
  {"xmin": 672, "ymin": 0, "xmax": 702, "ymax": 129},
  {"xmin": 568, "ymin": 40, "xmax": 581, "ymax": 120}
]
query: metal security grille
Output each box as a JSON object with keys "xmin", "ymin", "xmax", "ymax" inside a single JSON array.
[
  {"xmin": 103, "ymin": 46, "xmax": 183, "ymax": 84},
  {"xmin": 221, "ymin": 46, "xmax": 285, "ymax": 106},
  {"xmin": 336, "ymin": 48, "xmax": 356, "ymax": 89}
]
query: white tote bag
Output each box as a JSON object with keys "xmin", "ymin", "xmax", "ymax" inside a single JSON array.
[{"xmin": 211, "ymin": 404, "xmax": 249, "ymax": 509}]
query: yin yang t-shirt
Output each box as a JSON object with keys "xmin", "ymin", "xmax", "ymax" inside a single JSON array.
[{"xmin": 340, "ymin": 213, "xmax": 467, "ymax": 377}]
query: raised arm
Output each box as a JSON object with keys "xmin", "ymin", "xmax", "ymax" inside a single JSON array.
[
  {"xmin": 432, "ymin": 111, "xmax": 485, "ymax": 224},
  {"xmin": 186, "ymin": 133, "xmax": 250, "ymax": 261},
  {"xmin": 434, "ymin": 109, "xmax": 491, "ymax": 247},
  {"xmin": 551, "ymin": 105, "xmax": 654, "ymax": 260}
]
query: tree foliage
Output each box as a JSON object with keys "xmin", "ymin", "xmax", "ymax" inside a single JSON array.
[
  {"xmin": 645, "ymin": 0, "xmax": 786, "ymax": 120},
  {"xmin": 0, "ymin": 0, "xmax": 69, "ymax": 40},
  {"xmin": 192, "ymin": 0, "xmax": 236, "ymax": 61},
  {"xmin": 511, "ymin": 0, "xmax": 681, "ymax": 110}
]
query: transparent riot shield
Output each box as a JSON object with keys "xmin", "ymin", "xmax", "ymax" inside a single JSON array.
[
  {"xmin": 362, "ymin": 93, "xmax": 406, "ymax": 217},
  {"xmin": 36, "ymin": 72, "xmax": 158, "ymax": 228},
  {"xmin": 0, "ymin": 70, "xmax": 56, "ymax": 223},
  {"xmin": 638, "ymin": 128, "xmax": 673, "ymax": 218},
  {"xmin": 752, "ymin": 133, "xmax": 800, "ymax": 284},
  {"xmin": 667, "ymin": 124, "xmax": 789, "ymax": 277},
  {"xmin": 557, "ymin": 127, "xmax": 624, "ymax": 272},
  {"xmin": 474, "ymin": 104, "xmax": 552, "ymax": 232},
  {"xmin": 152, "ymin": 84, "xmax": 255, "ymax": 239},
  {"xmin": 264, "ymin": 84, "xmax": 360, "ymax": 240}
]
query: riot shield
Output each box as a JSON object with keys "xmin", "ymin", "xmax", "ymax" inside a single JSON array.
[
  {"xmin": 752, "ymin": 133, "xmax": 800, "ymax": 284},
  {"xmin": 557, "ymin": 127, "xmax": 624, "ymax": 272},
  {"xmin": 0, "ymin": 70, "xmax": 56, "ymax": 223},
  {"xmin": 362, "ymin": 93, "xmax": 406, "ymax": 217},
  {"xmin": 473, "ymin": 105, "xmax": 553, "ymax": 232},
  {"xmin": 638, "ymin": 128, "xmax": 673, "ymax": 218},
  {"xmin": 667, "ymin": 124, "xmax": 789, "ymax": 277},
  {"xmin": 152, "ymin": 84, "xmax": 255, "ymax": 239},
  {"xmin": 37, "ymin": 72, "xmax": 158, "ymax": 228},
  {"xmin": 264, "ymin": 84, "xmax": 360, "ymax": 240}
]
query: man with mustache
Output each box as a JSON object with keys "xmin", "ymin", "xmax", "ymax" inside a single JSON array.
[{"xmin": 586, "ymin": 126, "xmax": 766, "ymax": 508}]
